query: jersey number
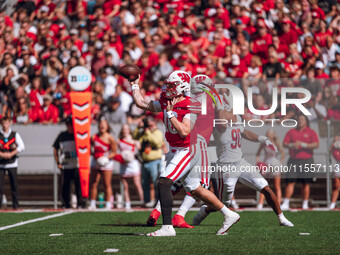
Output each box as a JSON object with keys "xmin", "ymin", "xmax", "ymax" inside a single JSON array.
[{"xmin": 231, "ymin": 129, "xmax": 241, "ymax": 149}]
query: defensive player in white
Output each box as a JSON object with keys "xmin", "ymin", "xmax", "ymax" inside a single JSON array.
[
  {"xmin": 129, "ymin": 71, "xmax": 240, "ymax": 236},
  {"xmin": 147, "ymin": 75, "xmax": 215, "ymax": 229},
  {"xmin": 193, "ymin": 93, "xmax": 294, "ymax": 227}
]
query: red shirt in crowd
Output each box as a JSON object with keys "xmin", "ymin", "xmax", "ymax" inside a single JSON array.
[
  {"xmin": 103, "ymin": 0, "xmax": 122, "ymax": 16},
  {"xmin": 29, "ymin": 89, "xmax": 45, "ymax": 109},
  {"xmin": 314, "ymin": 30, "xmax": 333, "ymax": 48},
  {"xmin": 283, "ymin": 126, "xmax": 319, "ymax": 159},
  {"xmin": 42, "ymin": 104, "xmax": 59, "ymax": 123},
  {"xmin": 30, "ymin": 107, "xmax": 44, "ymax": 123},
  {"xmin": 279, "ymin": 29, "xmax": 298, "ymax": 46},
  {"xmin": 240, "ymin": 52, "xmax": 253, "ymax": 67},
  {"xmin": 252, "ymin": 33, "xmax": 272, "ymax": 61},
  {"xmin": 327, "ymin": 108, "xmax": 340, "ymax": 120}
]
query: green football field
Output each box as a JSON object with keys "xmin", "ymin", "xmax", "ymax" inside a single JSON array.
[{"xmin": 0, "ymin": 210, "xmax": 340, "ymax": 255}]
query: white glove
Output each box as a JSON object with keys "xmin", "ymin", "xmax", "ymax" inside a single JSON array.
[
  {"xmin": 258, "ymin": 136, "xmax": 278, "ymax": 152},
  {"xmin": 265, "ymin": 139, "xmax": 278, "ymax": 152}
]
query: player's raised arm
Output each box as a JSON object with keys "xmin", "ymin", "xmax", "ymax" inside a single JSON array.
[{"xmin": 129, "ymin": 75, "xmax": 158, "ymax": 112}]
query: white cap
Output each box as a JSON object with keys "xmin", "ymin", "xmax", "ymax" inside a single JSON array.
[
  {"xmin": 315, "ymin": 61, "xmax": 324, "ymax": 69},
  {"xmin": 70, "ymin": 29, "xmax": 79, "ymax": 35},
  {"xmin": 231, "ymin": 54, "xmax": 240, "ymax": 66},
  {"xmin": 41, "ymin": 5, "xmax": 49, "ymax": 13}
]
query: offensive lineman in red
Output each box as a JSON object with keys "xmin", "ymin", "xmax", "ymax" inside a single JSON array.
[{"xmin": 129, "ymin": 70, "xmax": 240, "ymax": 236}]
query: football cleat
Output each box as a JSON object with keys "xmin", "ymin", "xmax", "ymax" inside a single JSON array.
[
  {"xmin": 146, "ymin": 225, "xmax": 176, "ymax": 237},
  {"xmin": 216, "ymin": 210, "xmax": 240, "ymax": 235},
  {"xmin": 146, "ymin": 209, "xmax": 161, "ymax": 227},
  {"xmin": 172, "ymin": 214, "xmax": 194, "ymax": 228},
  {"xmin": 279, "ymin": 218, "xmax": 294, "ymax": 227},
  {"xmin": 193, "ymin": 205, "xmax": 209, "ymax": 226}
]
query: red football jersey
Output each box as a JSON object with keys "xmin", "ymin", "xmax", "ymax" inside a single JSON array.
[
  {"xmin": 157, "ymin": 94, "xmax": 197, "ymax": 147},
  {"xmin": 193, "ymin": 93, "xmax": 214, "ymax": 144}
]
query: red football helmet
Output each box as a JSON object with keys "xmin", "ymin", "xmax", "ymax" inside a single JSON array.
[{"xmin": 163, "ymin": 71, "xmax": 191, "ymax": 98}]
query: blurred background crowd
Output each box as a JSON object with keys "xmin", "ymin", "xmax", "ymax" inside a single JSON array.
[{"xmin": 0, "ymin": 0, "xmax": 339, "ymax": 125}]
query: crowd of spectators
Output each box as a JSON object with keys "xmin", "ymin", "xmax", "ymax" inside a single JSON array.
[{"xmin": 0, "ymin": 0, "xmax": 339, "ymax": 125}]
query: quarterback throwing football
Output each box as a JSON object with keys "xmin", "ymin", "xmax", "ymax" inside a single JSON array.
[{"xmin": 129, "ymin": 71, "xmax": 240, "ymax": 236}]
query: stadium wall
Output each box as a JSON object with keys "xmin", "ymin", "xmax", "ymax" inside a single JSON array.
[{"xmin": 14, "ymin": 122, "xmax": 332, "ymax": 175}]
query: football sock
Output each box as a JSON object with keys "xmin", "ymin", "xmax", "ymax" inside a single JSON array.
[
  {"xmin": 90, "ymin": 200, "xmax": 96, "ymax": 207},
  {"xmin": 219, "ymin": 205, "xmax": 232, "ymax": 217},
  {"xmin": 125, "ymin": 201, "xmax": 131, "ymax": 209},
  {"xmin": 282, "ymin": 198, "xmax": 290, "ymax": 207},
  {"xmin": 277, "ymin": 213, "xmax": 285, "ymax": 221},
  {"xmin": 177, "ymin": 194, "xmax": 196, "ymax": 217},
  {"xmin": 329, "ymin": 202, "xmax": 336, "ymax": 209},
  {"xmin": 158, "ymin": 177, "xmax": 174, "ymax": 225},
  {"xmin": 155, "ymin": 201, "xmax": 161, "ymax": 212}
]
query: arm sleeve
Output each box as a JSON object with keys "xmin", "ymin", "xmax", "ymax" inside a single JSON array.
[
  {"xmin": 15, "ymin": 133, "xmax": 25, "ymax": 153},
  {"xmin": 152, "ymin": 101, "xmax": 162, "ymax": 112}
]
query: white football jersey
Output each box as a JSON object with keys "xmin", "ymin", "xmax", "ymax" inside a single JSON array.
[{"xmin": 213, "ymin": 115, "xmax": 244, "ymax": 163}]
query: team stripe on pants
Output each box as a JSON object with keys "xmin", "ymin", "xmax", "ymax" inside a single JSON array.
[{"xmin": 166, "ymin": 145, "xmax": 197, "ymax": 181}]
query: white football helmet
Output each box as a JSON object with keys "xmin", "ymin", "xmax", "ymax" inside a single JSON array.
[
  {"xmin": 163, "ymin": 70, "xmax": 191, "ymax": 98},
  {"xmin": 192, "ymin": 74, "xmax": 213, "ymax": 94},
  {"xmin": 193, "ymin": 74, "xmax": 213, "ymax": 86}
]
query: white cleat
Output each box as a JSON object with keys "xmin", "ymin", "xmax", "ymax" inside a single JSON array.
[
  {"xmin": 279, "ymin": 218, "xmax": 294, "ymax": 227},
  {"xmin": 216, "ymin": 210, "xmax": 240, "ymax": 235},
  {"xmin": 193, "ymin": 205, "xmax": 208, "ymax": 226},
  {"xmin": 146, "ymin": 225, "xmax": 176, "ymax": 237}
]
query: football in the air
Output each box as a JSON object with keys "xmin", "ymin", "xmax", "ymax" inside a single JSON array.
[{"xmin": 119, "ymin": 64, "xmax": 142, "ymax": 81}]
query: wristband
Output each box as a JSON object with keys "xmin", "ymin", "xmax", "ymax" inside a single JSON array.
[
  {"xmin": 301, "ymin": 143, "xmax": 307, "ymax": 148},
  {"xmin": 166, "ymin": 111, "xmax": 175, "ymax": 119},
  {"xmin": 258, "ymin": 136, "xmax": 268, "ymax": 143},
  {"xmin": 131, "ymin": 84, "xmax": 140, "ymax": 90}
]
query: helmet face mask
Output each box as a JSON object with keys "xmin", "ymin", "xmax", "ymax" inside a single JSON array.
[
  {"xmin": 164, "ymin": 81, "xmax": 181, "ymax": 98},
  {"xmin": 163, "ymin": 71, "xmax": 191, "ymax": 99}
]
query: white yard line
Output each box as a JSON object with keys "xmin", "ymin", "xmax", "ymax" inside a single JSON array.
[{"xmin": 0, "ymin": 211, "xmax": 74, "ymax": 231}]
